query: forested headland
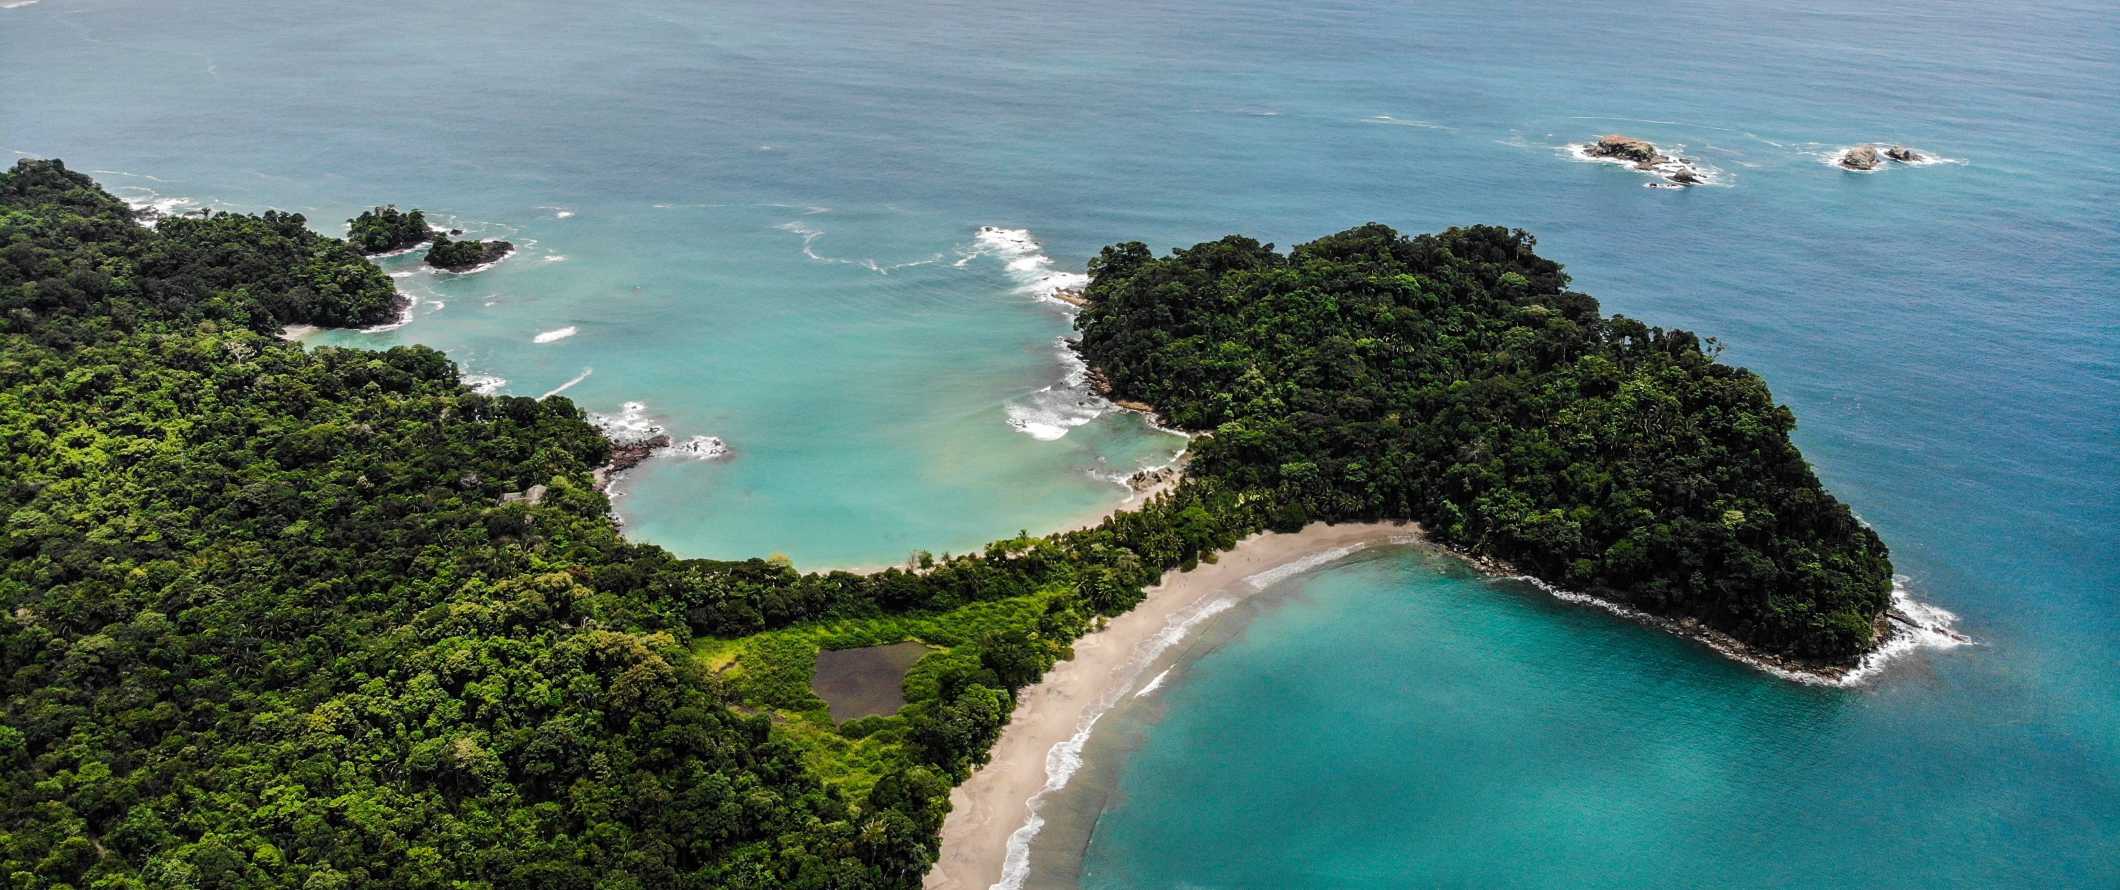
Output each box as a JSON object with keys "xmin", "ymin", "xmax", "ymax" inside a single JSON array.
[
  {"xmin": 0, "ymin": 159, "xmax": 1889, "ymax": 887},
  {"xmin": 1075, "ymin": 226, "xmax": 1893, "ymax": 659}
]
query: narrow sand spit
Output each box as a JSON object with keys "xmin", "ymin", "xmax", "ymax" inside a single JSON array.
[{"xmin": 927, "ymin": 521, "xmax": 1416, "ymax": 890}]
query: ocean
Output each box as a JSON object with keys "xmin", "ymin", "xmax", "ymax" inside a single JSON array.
[{"xmin": 4, "ymin": 0, "xmax": 2114, "ymax": 885}]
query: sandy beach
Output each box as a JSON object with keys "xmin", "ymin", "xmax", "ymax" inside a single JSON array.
[{"xmin": 926, "ymin": 520, "xmax": 1419, "ymax": 890}]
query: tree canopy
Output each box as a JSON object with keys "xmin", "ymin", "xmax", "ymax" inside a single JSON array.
[
  {"xmin": 346, "ymin": 205, "xmax": 429, "ymax": 255},
  {"xmin": 1075, "ymin": 224, "xmax": 1892, "ymax": 657},
  {"xmin": 0, "ymin": 160, "xmax": 1891, "ymax": 887}
]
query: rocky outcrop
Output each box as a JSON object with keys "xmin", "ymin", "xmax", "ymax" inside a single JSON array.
[
  {"xmin": 1586, "ymin": 134, "xmax": 1662, "ymax": 165},
  {"xmin": 1581, "ymin": 134, "xmax": 1710, "ymax": 187},
  {"xmin": 1125, "ymin": 465, "xmax": 1180, "ymax": 493},
  {"xmin": 608, "ymin": 434, "xmax": 671, "ymax": 473},
  {"xmin": 1884, "ymin": 145, "xmax": 1923, "ymax": 163},
  {"xmin": 1839, "ymin": 145, "xmax": 1882, "ymax": 170}
]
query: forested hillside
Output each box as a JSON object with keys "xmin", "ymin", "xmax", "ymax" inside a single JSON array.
[
  {"xmin": 0, "ymin": 160, "xmax": 1890, "ymax": 887},
  {"xmin": 0, "ymin": 159, "xmax": 1255, "ymax": 887},
  {"xmin": 1075, "ymin": 225, "xmax": 1893, "ymax": 658}
]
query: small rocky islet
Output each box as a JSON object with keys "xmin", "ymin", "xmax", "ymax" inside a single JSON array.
[
  {"xmin": 1838, "ymin": 143, "xmax": 1927, "ymax": 170},
  {"xmin": 1581, "ymin": 134, "xmax": 1709, "ymax": 187}
]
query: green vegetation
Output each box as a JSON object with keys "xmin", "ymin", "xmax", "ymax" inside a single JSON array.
[
  {"xmin": 424, "ymin": 233, "xmax": 513, "ymax": 271},
  {"xmin": 0, "ymin": 159, "xmax": 1890, "ymax": 887},
  {"xmin": 698, "ymin": 592, "xmax": 1059, "ymax": 798},
  {"xmin": 345, "ymin": 205, "xmax": 429, "ymax": 255},
  {"xmin": 1076, "ymin": 224, "xmax": 1893, "ymax": 658}
]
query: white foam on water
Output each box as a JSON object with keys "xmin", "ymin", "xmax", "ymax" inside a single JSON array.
[
  {"xmin": 543, "ymin": 254, "xmax": 567, "ymax": 262},
  {"xmin": 1243, "ymin": 543, "xmax": 1371, "ymax": 590},
  {"xmin": 539, "ymin": 367, "xmax": 592, "ymax": 399},
  {"xmin": 589, "ymin": 400, "xmax": 667, "ymax": 443},
  {"xmin": 1003, "ymin": 338, "xmax": 1111, "ymax": 441},
  {"xmin": 356, "ymin": 293, "xmax": 416, "ymax": 333},
  {"xmin": 1562, "ymin": 141, "xmax": 1726, "ymax": 187},
  {"xmin": 962, "ymin": 225, "xmax": 1090, "ymax": 303},
  {"xmin": 115, "ymin": 187, "xmax": 201, "ymax": 226},
  {"xmin": 368, "ymin": 242, "xmax": 433, "ymax": 259},
  {"xmin": 1819, "ymin": 144, "xmax": 1965, "ymax": 172},
  {"xmin": 1133, "ymin": 668, "xmax": 1172, "ymax": 698},
  {"xmin": 532, "ymin": 325, "xmax": 577, "ymax": 344},
  {"xmin": 462, "ymin": 374, "xmax": 507, "ymax": 395},
  {"xmin": 88, "ymin": 168, "xmax": 170, "ymax": 183},
  {"xmin": 671, "ymin": 435, "xmax": 730, "ymax": 460},
  {"xmin": 434, "ymin": 245, "xmax": 516, "ymax": 275},
  {"xmin": 993, "ymin": 594, "xmax": 1238, "ymax": 890},
  {"xmin": 1838, "ymin": 576, "xmax": 1973, "ymax": 685},
  {"xmin": 774, "ymin": 219, "xmax": 938, "ymax": 274},
  {"xmin": 1361, "ymin": 114, "xmax": 1452, "ymax": 130},
  {"xmin": 1503, "ymin": 571, "xmax": 1968, "ymax": 687},
  {"xmin": 2, "ymin": 3, "xmax": 44, "ymax": 11}
]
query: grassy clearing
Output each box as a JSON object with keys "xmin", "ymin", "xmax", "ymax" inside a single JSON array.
[{"xmin": 696, "ymin": 590, "xmax": 1062, "ymax": 797}]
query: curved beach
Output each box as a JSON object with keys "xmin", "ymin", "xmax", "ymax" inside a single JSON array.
[{"xmin": 927, "ymin": 521, "xmax": 1419, "ymax": 890}]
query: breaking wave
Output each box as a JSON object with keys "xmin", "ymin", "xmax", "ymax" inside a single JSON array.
[
  {"xmin": 1243, "ymin": 543, "xmax": 1371, "ymax": 590},
  {"xmin": 589, "ymin": 401, "xmax": 665, "ymax": 443},
  {"xmin": 540, "ymin": 367, "xmax": 592, "ymax": 398},
  {"xmin": 1503, "ymin": 571, "xmax": 1968, "ymax": 687},
  {"xmin": 1004, "ymin": 338, "xmax": 1109, "ymax": 441},
  {"xmin": 532, "ymin": 325, "xmax": 577, "ymax": 344},
  {"xmin": 959, "ymin": 226, "xmax": 1089, "ymax": 304},
  {"xmin": 1562, "ymin": 141, "xmax": 1726, "ymax": 188}
]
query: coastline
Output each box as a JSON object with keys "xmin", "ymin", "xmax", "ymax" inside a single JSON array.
[
  {"xmin": 927, "ymin": 520, "xmax": 1417, "ymax": 890},
  {"xmin": 926, "ymin": 517, "xmax": 1970, "ymax": 889}
]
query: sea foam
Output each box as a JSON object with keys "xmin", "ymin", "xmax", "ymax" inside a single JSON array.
[
  {"xmin": 1502, "ymin": 570, "xmax": 1967, "ymax": 687},
  {"xmin": 963, "ymin": 225, "xmax": 1089, "ymax": 303},
  {"xmin": 775, "ymin": 218, "xmax": 942, "ymax": 273},
  {"xmin": 1243, "ymin": 543, "xmax": 1371, "ymax": 590},
  {"xmin": 532, "ymin": 325, "xmax": 577, "ymax": 343},
  {"xmin": 1562, "ymin": 141, "xmax": 1725, "ymax": 187},
  {"xmin": 540, "ymin": 367, "xmax": 592, "ymax": 399},
  {"xmin": 590, "ymin": 401, "xmax": 666, "ymax": 442},
  {"xmin": 1818, "ymin": 144, "xmax": 1965, "ymax": 172},
  {"xmin": 1003, "ymin": 338, "xmax": 1110, "ymax": 441}
]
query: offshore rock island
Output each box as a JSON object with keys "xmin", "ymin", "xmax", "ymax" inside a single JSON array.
[{"xmin": 0, "ymin": 159, "xmax": 1892, "ymax": 887}]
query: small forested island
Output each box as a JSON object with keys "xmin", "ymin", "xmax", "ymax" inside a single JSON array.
[
  {"xmin": 345, "ymin": 204, "xmax": 430, "ymax": 254},
  {"xmin": 425, "ymin": 231, "xmax": 514, "ymax": 271},
  {"xmin": 0, "ymin": 159, "xmax": 1889, "ymax": 887}
]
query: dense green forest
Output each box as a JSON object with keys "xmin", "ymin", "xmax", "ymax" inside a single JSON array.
[
  {"xmin": 0, "ymin": 159, "xmax": 1888, "ymax": 887},
  {"xmin": 345, "ymin": 206, "xmax": 430, "ymax": 255},
  {"xmin": 1075, "ymin": 225, "xmax": 1893, "ymax": 657}
]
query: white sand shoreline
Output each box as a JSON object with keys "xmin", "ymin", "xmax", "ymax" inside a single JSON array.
[{"xmin": 926, "ymin": 520, "xmax": 1417, "ymax": 890}]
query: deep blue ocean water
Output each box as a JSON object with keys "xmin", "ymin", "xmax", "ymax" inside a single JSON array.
[{"xmin": 4, "ymin": 0, "xmax": 2114, "ymax": 885}]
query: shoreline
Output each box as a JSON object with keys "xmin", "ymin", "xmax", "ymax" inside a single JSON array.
[
  {"xmin": 926, "ymin": 519, "xmax": 1970, "ymax": 889},
  {"xmin": 927, "ymin": 520, "xmax": 1417, "ymax": 890}
]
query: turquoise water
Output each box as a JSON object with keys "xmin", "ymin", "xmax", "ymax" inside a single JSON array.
[{"xmin": 4, "ymin": 0, "xmax": 2114, "ymax": 885}]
